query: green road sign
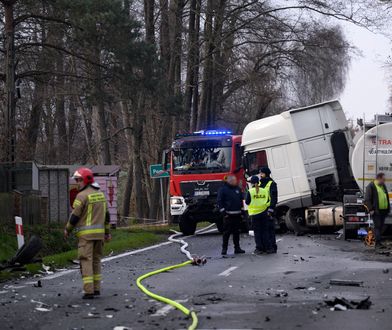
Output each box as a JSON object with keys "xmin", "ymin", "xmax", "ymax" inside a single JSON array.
[{"xmin": 149, "ymin": 164, "xmax": 170, "ymax": 179}]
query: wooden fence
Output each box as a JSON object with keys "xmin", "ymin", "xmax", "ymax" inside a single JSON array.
[{"xmin": 0, "ymin": 191, "xmax": 43, "ymax": 225}]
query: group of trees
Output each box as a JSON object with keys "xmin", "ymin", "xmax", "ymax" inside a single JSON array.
[{"xmin": 0, "ymin": 0, "xmax": 389, "ymax": 220}]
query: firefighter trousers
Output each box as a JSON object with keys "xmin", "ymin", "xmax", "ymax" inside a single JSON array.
[{"xmin": 78, "ymin": 239, "xmax": 103, "ymax": 294}]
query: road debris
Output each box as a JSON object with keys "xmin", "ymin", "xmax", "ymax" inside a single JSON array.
[
  {"xmin": 84, "ymin": 312, "xmax": 101, "ymax": 319},
  {"xmin": 35, "ymin": 307, "xmax": 52, "ymax": 312},
  {"xmin": 104, "ymin": 307, "xmax": 120, "ymax": 312},
  {"xmin": 31, "ymin": 299, "xmax": 52, "ymax": 312},
  {"xmin": 325, "ymin": 296, "xmax": 372, "ymax": 311},
  {"xmin": 330, "ymin": 279, "xmax": 363, "ymax": 287},
  {"xmin": 41, "ymin": 264, "xmax": 53, "ymax": 274},
  {"xmin": 33, "ymin": 280, "xmax": 42, "ymax": 288}
]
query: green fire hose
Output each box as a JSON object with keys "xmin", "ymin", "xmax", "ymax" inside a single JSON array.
[
  {"xmin": 136, "ymin": 259, "xmax": 198, "ymax": 330},
  {"xmin": 135, "ymin": 226, "xmax": 213, "ymax": 330}
]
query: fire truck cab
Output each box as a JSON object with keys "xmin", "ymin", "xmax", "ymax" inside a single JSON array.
[{"xmin": 163, "ymin": 130, "xmax": 245, "ymax": 235}]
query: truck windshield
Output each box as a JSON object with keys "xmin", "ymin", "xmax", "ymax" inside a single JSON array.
[{"xmin": 173, "ymin": 146, "xmax": 232, "ymax": 174}]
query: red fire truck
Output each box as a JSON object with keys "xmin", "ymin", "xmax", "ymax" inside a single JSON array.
[{"xmin": 163, "ymin": 130, "xmax": 245, "ymax": 235}]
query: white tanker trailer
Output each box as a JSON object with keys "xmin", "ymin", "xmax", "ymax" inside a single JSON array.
[{"xmin": 241, "ymin": 100, "xmax": 392, "ymax": 235}]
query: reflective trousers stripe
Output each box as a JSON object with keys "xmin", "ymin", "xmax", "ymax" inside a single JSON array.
[
  {"xmin": 94, "ymin": 274, "xmax": 102, "ymax": 281},
  {"xmin": 83, "ymin": 276, "xmax": 94, "ymax": 284}
]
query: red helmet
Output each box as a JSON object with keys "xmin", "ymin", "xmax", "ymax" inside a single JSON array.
[{"xmin": 72, "ymin": 167, "xmax": 94, "ymax": 185}]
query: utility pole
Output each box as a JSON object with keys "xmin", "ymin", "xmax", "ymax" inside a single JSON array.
[{"xmin": 3, "ymin": 0, "xmax": 16, "ymax": 163}]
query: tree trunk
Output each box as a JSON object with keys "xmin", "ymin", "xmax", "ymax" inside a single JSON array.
[
  {"xmin": 185, "ymin": 0, "xmax": 201, "ymax": 131},
  {"xmin": 144, "ymin": 0, "xmax": 155, "ymax": 44},
  {"xmin": 4, "ymin": 1, "xmax": 16, "ymax": 162},
  {"xmin": 92, "ymin": 48, "xmax": 111, "ymax": 165}
]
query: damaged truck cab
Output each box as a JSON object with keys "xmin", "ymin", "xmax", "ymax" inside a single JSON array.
[{"xmin": 241, "ymin": 100, "xmax": 359, "ymax": 232}]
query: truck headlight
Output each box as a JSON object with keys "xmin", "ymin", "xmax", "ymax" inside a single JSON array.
[{"xmin": 171, "ymin": 197, "xmax": 184, "ymax": 205}]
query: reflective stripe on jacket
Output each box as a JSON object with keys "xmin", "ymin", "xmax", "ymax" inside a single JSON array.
[
  {"xmin": 248, "ymin": 181, "xmax": 272, "ymax": 216},
  {"xmin": 70, "ymin": 186, "xmax": 108, "ymax": 240}
]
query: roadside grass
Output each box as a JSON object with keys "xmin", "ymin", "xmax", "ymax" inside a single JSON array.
[
  {"xmin": 43, "ymin": 229, "xmax": 165, "ymax": 268},
  {"xmin": 0, "ymin": 230, "xmax": 18, "ymax": 263},
  {"xmin": 0, "ymin": 221, "xmax": 214, "ymax": 281}
]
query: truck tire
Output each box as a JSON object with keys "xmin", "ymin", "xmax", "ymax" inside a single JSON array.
[
  {"xmin": 179, "ymin": 215, "xmax": 197, "ymax": 236},
  {"xmin": 10, "ymin": 235, "xmax": 43, "ymax": 265},
  {"xmin": 344, "ymin": 227, "xmax": 357, "ymax": 240},
  {"xmin": 171, "ymin": 215, "xmax": 180, "ymax": 224},
  {"xmin": 285, "ymin": 208, "xmax": 308, "ymax": 236},
  {"xmin": 216, "ymin": 220, "xmax": 224, "ymax": 233}
]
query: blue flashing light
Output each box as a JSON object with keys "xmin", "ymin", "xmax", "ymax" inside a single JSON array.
[
  {"xmin": 203, "ymin": 130, "xmax": 232, "ymax": 136},
  {"xmin": 175, "ymin": 129, "xmax": 233, "ymax": 139}
]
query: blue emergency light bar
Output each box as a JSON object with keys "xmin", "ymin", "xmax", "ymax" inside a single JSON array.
[{"xmin": 175, "ymin": 129, "xmax": 232, "ymax": 138}]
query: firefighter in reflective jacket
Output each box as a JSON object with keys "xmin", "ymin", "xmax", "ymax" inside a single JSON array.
[{"xmin": 64, "ymin": 168, "xmax": 111, "ymax": 299}]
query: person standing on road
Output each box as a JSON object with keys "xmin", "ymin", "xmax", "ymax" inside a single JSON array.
[
  {"xmin": 64, "ymin": 168, "xmax": 111, "ymax": 299},
  {"xmin": 259, "ymin": 167, "xmax": 278, "ymax": 253},
  {"xmin": 245, "ymin": 176, "xmax": 269, "ymax": 254},
  {"xmin": 217, "ymin": 175, "xmax": 246, "ymax": 256},
  {"xmin": 365, "ymin": 172, "xmax": 390, "ymax": 249}
]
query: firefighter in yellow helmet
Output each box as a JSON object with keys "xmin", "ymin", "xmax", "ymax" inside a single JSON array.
[{"xmin": 64, "ymin": 167, "xmax": 111, "ymax": 299}]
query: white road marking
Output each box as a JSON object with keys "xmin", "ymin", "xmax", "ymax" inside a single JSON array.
[
  {"xmin": 102, "ymin": 241, "xmax": 172, "ymax": 262},
  {"xmin": 0, "ymin": 290, "xmax": 9, "ymax": 294},
  {"xmin": 3, "ymin": 285, "xmax": 26, "ymax": 289},
  {"xmin": 23, "ymin": 241, "xmax": 174, "ymax": 284},
  {"xmin": 218, "ymin": 266, "xmax": 238, "ymax": 277},
  {"xmin": 276, "ymin": 238, "xmax": 282, "ymax": 243},
  {"xmin": 151, "ymin": 299, "xmax": 188, "ymax": 317}
]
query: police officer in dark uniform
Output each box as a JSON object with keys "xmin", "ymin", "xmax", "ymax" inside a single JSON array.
[
  {"xmin": 217, "ymin": 175, "xmax": 246, "ymax": 255},
  {"xmin": 259, "ymin": 167, "xmax": 278, "ymax": 253}
]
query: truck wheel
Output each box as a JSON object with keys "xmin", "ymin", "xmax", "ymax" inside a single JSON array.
[
  {"xmin": 344, "ymin": 227, "xmax": 357, "ymax": 240},
  {"xmin": 216, "ymin": 220, "xmax": 224, "ymax": 233},
  {"xmin": 179, "ymin": 215, "xmax": 197, "ymax": 236},
  {"xmin": 171, "ymin": 215, "xmax": 180, "ymax": 224},
  {"xmin": 285, "ymin": 208, "xmax": 308, "ymax": 236}
]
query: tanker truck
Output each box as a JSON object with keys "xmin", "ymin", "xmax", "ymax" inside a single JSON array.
[{"xmin": 241, "ymin": 100, "xmax": 392, "ymax": 235}]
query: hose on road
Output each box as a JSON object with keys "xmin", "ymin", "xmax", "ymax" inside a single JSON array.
[
  {"xmin": 136, "ymin": 260, "xmax": 198, "ymax": 330},
  {"xmin": 136, "ymin": 224, "xmax": 215, "ymax": 330}
]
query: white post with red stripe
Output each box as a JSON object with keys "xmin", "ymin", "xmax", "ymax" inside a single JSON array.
[{"xmin": 15, "ymin": 216, "xmax": 24, "ymax": 249}]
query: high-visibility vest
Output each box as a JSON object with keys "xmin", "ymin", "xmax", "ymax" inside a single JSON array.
[
  {"xmin": 374, "ymin": 181, "xmax": 389, "ymax": 210},
  {"xmin": 248, "ymin": 181, "xmax": 272, "ymax": 216}
]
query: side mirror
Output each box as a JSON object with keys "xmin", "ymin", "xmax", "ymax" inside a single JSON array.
[
  {"xmin": 242, "ymin": 154, "xmax": 248, "ymax": 172},
  {"xmin": 162, "ymin": 149, "xmax": 170, "ymax": 171}
]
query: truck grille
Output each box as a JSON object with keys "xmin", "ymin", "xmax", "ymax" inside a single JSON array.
[{"xmin": 180, "ymin": 180, "xmax": 224, "ymax": 198}]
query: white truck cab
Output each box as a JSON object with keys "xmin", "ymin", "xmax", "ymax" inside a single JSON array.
[{"xmin": 242, "ymin": 100, "xmax": 358, "ymax": 230}]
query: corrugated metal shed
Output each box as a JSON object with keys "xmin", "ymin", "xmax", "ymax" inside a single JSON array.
[
  {"xmin": 50, "ymin": 164, "xmax": 121, "ymax": 225},
  {"xmin": 38, "ymin": 167, "xmax": 70, "ymax": 223}
]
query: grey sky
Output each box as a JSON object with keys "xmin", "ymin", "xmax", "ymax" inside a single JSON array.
[{"xmin": 340, "ymin": 22, "xmax": 391, "ymax": 121}]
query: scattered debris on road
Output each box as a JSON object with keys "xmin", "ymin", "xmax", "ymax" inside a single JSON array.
[
  {"xmin": 325, "ymin": 296, "xmax": 372, "ymax": 311},
  {"xmin": 33, "ymin": 280, "xmax": 42, "ymax": 288},
  {"xmin": 330, "ymin": 279, "xmax": 363, "ymax": 287}
]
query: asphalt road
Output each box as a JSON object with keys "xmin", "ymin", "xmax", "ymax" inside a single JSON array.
[{"xmin": 1, "ymin": 230, "xmax": 392, "ymax": 330}]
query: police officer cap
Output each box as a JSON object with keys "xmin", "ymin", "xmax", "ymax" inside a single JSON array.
[
  {"xmin": 259, "ymin": 166, "xmax": 271, "ymax": 176},
  {"xmin": 250, "ymin": 176, "xmax": 259, "ymax": 184}
]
